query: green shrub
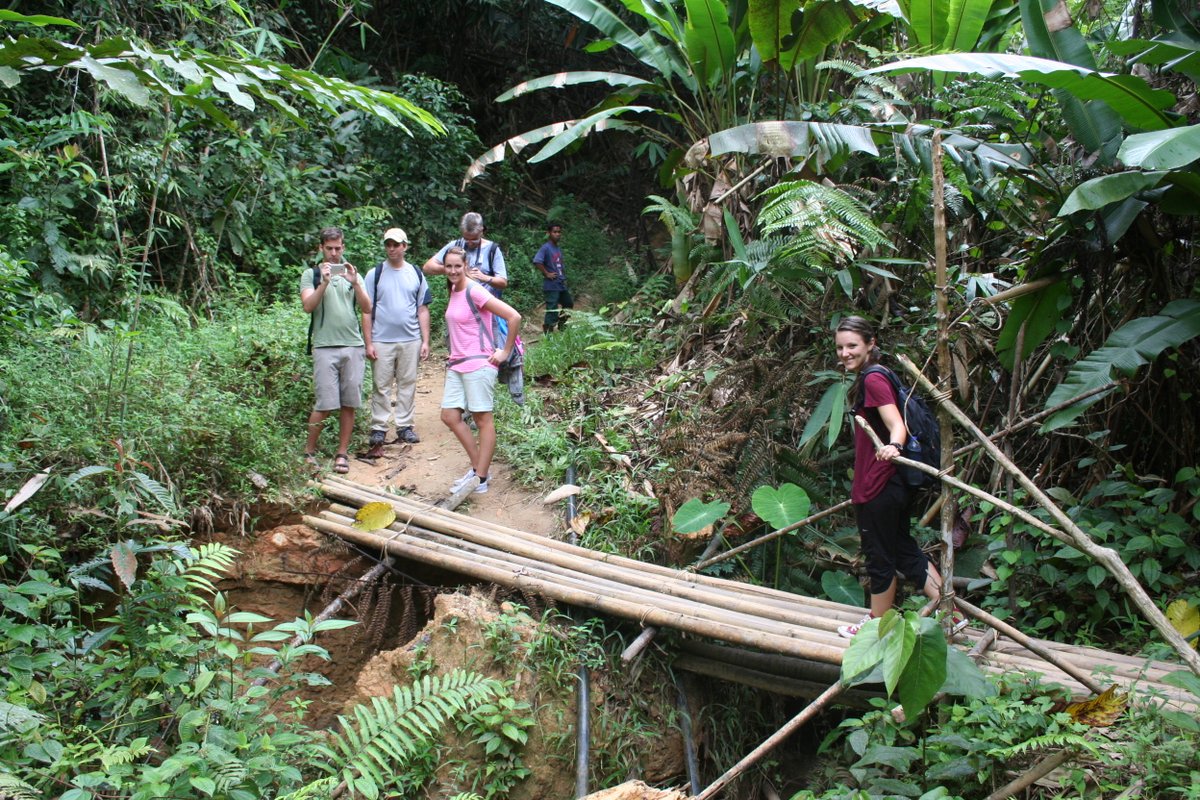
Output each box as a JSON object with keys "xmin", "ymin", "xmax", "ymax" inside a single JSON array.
[{"xmin": 0, "ymin": 299, "xmax": 316, "ymax": 533}]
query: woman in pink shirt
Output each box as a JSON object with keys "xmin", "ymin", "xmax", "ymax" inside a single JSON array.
[
  {"xmin": 835, "ymin": 316, "xmax": 945, "ymax": 637},
  {"xmin": 440, "ymin": 247, "xmax": 522, "ymax": 495}
]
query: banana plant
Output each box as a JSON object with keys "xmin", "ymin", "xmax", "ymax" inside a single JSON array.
[{"xmin": 464, "ymin": 0, "xmax": 879, "ymax": 188}]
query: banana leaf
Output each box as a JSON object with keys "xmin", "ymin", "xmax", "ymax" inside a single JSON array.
[
  {"xmin": 1041, "ymin": 300, "xmax": 1200, "ymax": 431},
  {"xmin": 866, "ymin": 53, "xmax": 1175, "ymax": 131},
  {"xmin": 1118, "ymin": 124, "xmax": 1200, "ymax": 170},
  {"xmin": 684, "ymin": 0, "xmax": 737, "ymax": 87},
  {"xmin": 496, "ymin": 71, "xmax": 655, "ymax": 102},
  {"xmin": 463, "ymin": 116, "xmax": 643, "ymax": 186}
]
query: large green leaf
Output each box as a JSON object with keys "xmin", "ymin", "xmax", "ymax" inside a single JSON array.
[
  {"xmin": 0, "ymin": 10, "xmax": 79, "ymax": 27},
  {"xmin": 995, "ymin": 278, "xmax": 1070, "ymax": 371},
  {"xmin": 1118, "ymin": 124, "xmax": 1200, "ymax": 170},
  {"xmin": 941, "ymin": 0, "xmax": 994, "ymax": 51},
  {"xmin": 496, "ymin": 71, "xmax": 655, "ymax": 102},
  {"xmin": 708, "ymin": 120, "xmax": 880, "ymax": 160},
  {"xmin": 751, "ymin": 484, "xmax": 811, "ymax": 530},
  {"xmin": 530, "ymin": 105, "xmax": 656, "ymax": 162},
  {"xmin": 1020, "ymin": 0, "xmax": 1096, "ymax": 68},
  {"xmin": 1058, "ymin": 170, "xmax": 1168, "ymax": 215},
  {"xmin": 684, "ymin": 0, "xmax": 737, "ymax": 87},
  {"xmin": 899, "ymin": 0, "xmax": 950, "ymax": 50},
  {"xmin": 880, "ymin": 613, "xmax": 918, "ymax": 696},
  {"xmin": 1041, "ymin": 299, "xmax": 1200, "ymax": 431},
  {"xmin": 821, "ymin": 571, "xmax": 865, "ymax": 607},
  {"xmin": 780, "ymin": 2, "xmax": 857, "ymax": 69},
  {"xmin": 463, "ymin": 116, "xmax": 644, "ymax": 185},
  {"xmin": 1019, "ymin": 0, "xmax": 1126, "ymax": 160},
  {"xmin": 1108, "ymin": 37, "xmax": 1200, "ymax": 83},
  {"xmin": 866, "ymin": 53, "xmax": 1175, "ymax": 131},
  {"xmin": 801, "ymin": 380, "xmax": 849, "ymax": 448},
  {"xmin": 896, "ymin": 617, "xmax": 947, "ymax": 718},
  {"xmin": 672, "ymin": 498, "xmax": 731, "ymax": 534},
  {"xmin": 747, "ymin": 0, "xmax": 798, "ymax": 64},
  {"xmin": 548, "ymin": 0, "xmax": 679, "ymax": 79}
]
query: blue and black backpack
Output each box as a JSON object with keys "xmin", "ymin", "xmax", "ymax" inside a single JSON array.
[{"xmin": 862, "ymin": 365, "xmax": 942, "ymax": 490}]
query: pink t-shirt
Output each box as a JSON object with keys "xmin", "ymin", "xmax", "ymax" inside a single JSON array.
[
  {"xmin": 852, "ymin": 370, "xmax": 901, "ymax": 504},
  {"xmin": 446, "ymin": 282, "xmax": 498, "ymax": 374}
]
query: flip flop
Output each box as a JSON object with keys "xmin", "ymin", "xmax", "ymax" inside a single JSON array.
[{"xmin": 333, "ymin": 453, "xmax": 350, "ymax": 474}]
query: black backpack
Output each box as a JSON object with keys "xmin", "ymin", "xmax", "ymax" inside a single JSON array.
[{"xmin": 861, "ymin": 365, "xmax": 942, "ymax": 490}]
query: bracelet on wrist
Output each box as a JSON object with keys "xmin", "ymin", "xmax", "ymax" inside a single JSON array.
[{"xmin": 888, "ymin": 442, "xmax": 904, "ymax": 449}]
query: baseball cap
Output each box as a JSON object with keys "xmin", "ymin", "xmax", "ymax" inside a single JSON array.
[{"xmin": 382, "ymin": 227, "xmax": 409, "ymax": 244}]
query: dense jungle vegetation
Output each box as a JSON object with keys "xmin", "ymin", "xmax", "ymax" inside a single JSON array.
[{"xmin": 1, "ymin": 0, "xmax": 1199, "ymax": 798}]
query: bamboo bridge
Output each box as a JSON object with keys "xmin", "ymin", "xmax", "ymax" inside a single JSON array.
[{"xmin": 309, "ymin": 475, "xmax": 1197, "ymax": 717}]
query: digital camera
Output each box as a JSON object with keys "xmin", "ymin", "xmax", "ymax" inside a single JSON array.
[{"xmin": 329, "ymin": 262, "xmax": 346, "ymax": 276}]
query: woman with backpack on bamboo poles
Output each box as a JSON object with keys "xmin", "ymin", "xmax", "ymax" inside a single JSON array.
[
  {"xmin": 440, "ymin": 246, "xmax": 522, "ymax": 496},
  {"xmin": 834, "ymin": 316, "xmax": 955, "ymax": 638}
]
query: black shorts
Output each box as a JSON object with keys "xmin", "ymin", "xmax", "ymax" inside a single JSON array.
[{"xmin": 855, "ymin": 475, "xmax": 929, "ymax": 595}]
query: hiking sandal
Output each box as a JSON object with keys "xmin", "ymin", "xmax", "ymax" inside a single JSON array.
[{"xmin": 333, "ymin": 453, "xmax": 350, "ymax": 474}]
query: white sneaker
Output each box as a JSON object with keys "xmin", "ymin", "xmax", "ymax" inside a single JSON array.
[
  {"xmin": 473, "ymin": 478, "xmax": 488, "ymax": 494},
  {"xmin": 450, "ymin": 468, "xmax": 476, "ymax": 493},
  {"xmin": 838, "ymin": 614, "xmax": 873, "ymax": 639}
]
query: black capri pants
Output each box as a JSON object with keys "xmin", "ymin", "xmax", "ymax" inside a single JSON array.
[{"xmin": 855, "ymin": 474, "xmax": 930, "ymax": 595}]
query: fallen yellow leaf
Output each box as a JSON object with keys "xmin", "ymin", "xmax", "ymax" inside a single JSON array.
[
  {"xmin": 353, "ymin": 501, "xmax": 396, "ymax": 532},
  {"xmin": 1066, "ymin": 685, "xmax": 1127, "ymax": 727}
]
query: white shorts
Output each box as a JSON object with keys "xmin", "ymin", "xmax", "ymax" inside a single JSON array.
[{"xmin": 440, "ymin": 367, "xmax": 497, "ymax": 413}]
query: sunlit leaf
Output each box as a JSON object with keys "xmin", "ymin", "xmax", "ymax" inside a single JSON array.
[
  {"xmin": 4, "ymin": 469, "xmax": 50, "ymax": 513},
  {"xmin": 544, "ymin": 484, "xmax": 581, "ymax": 504},
  {"xmin": 672, "ymin": 498, "xmax": 730, "ymax": 534},
  {"xmin": 111, "ymin": 540, "xmax": 138, "ymax": 590},
  {"xmin": 751, "ymin": 483, "xmax": 811, "ymax": 530},
  {"xmin": 1166, "ymin": 599, "xmax": 1199, "ymax": 650},
  {"xmin": 352, "ymin": 502, "xmax": 396, "ymax": 532},
  {"xmin": 1066, "ymin": 684, "xmax": 1127, "ymax": 726}
]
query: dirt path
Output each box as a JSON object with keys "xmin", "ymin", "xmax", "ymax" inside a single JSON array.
[{"xmin": 338, "ymin": 355, "xmax": 562, "ymax": 537}]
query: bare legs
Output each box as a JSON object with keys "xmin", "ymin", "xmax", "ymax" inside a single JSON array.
[
  {"xmin": 305, "ymin": 407, "xmax": 356, "ymax": 456},
  {"xmin": 867, "ymin": 561, "xmax": 946, "ymax": 619},
  {"xmin": 440, "ymin": 408, "xmax": 496, "ymax": 478}
]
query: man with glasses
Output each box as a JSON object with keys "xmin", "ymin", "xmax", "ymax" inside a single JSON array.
[
  {"xmin": 362, "ymin": 227, "xmax": 432, "ymax": 454},
  {"xmin": 423, "ymin": 211, "xmax": 507, "ymax": 298}
]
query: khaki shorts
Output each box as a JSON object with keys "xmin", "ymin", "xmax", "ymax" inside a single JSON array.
[
  {"xmin": 440, "ymin": 367, "xmax": 497, "ymax": 413},
  {"xmin": 313, "ymin": 345, "xmax": 365, "ymax": 411}
]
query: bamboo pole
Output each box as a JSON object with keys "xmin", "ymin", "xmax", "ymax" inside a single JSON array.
[
  {"xmin": 953, "ymin": 598, "xmax": 1105, "ymax": 694},
  {"xmin": 931, "ymin": 130, "xmax": 956, "ymax": 624},
  {"xmin": 323, "ymin": 504, "xmax": 856, "ymax": 636},
  {"xmin": 691, "ymin": 500, "xmax": 854, "ymax": 571},
  {"xmin": 984, "ymin": 748, "xmax": 1074, "ymax": 800},
  {"xmin": 693, "ymin": 682, "xmax": 844, "ymax": 800},
  {"xmin": 321, "ymin": 507, "xmax": 850, "ymax": 649},
  {"xmin": 897, "ymin": 354, "xmax": 1200, "ymax": 677},
  {"xmin": 323, "ymin": 479, "xmax": 862, "ymax": 617},
  {"xmin": 672, "ymin": 654, "xmax": 873, "ymax": 710},
  {"xmin": 306, "ymin": 514, "xmax": 846, "ymax": 663}
]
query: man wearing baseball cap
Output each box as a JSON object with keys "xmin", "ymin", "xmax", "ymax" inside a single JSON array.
[{"xmin": 361, "ymin": 227, "xmax": 432, "ymax": 454}]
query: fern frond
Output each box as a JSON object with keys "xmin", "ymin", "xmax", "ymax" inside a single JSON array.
[
  {"xmin": 276, "ymin": 776, "xmax": 338, "ymax": 800},
  {"xmin": 326, "ymin": 671, "xmax": 502, "ymax": 794},
  {"xmin": 758, "ymin": 181, "xmax": 891, "ymax": 269},
  {"xmin": 180, "ymin": 542, "xmax": 239, "ymax": 594},
  {"xmin": 130, "ymin": 471, "xmax": 179, "ymax": 514},
  {"xmin": 989, "ymin": 732, "xmax": 1098, "ymax": 760},
  {"xmin": 0, "ymin": 773, "xmax": 41, "ymax": 800},
  {"xmin": 643, "ymin": 194, "xmax": 697, "ymax": 232}
]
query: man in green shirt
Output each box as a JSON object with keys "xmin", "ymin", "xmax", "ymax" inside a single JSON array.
[{"xmin": 300, "ymin": 226, "xmax": 372, "ymax": 473}]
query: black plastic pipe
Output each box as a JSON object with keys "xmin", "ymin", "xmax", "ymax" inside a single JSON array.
[{"xmin": 566, "ymin": 464, "xmax": 590, "ymax": 798}]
